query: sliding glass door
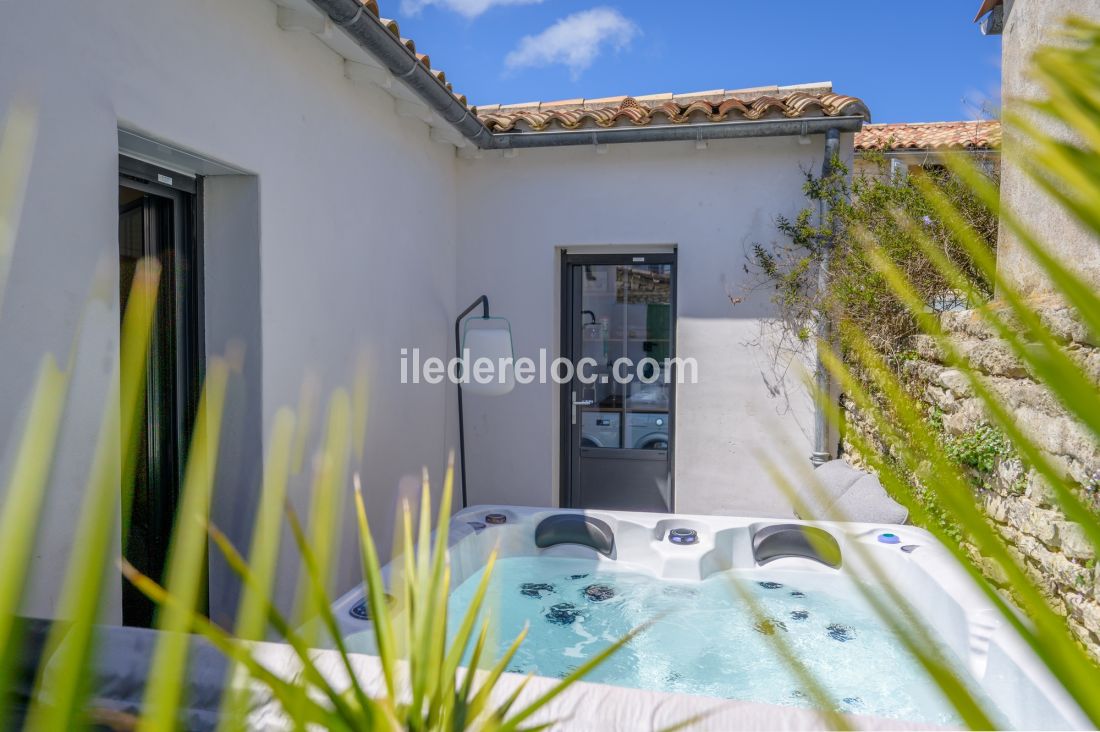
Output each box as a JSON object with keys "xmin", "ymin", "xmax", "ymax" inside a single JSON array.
[{"xmin": 118, "ymin": 157, "xmax": 204, "ymax": 627}]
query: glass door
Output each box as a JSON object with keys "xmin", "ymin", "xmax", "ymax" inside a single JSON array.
[
  {"xmin": 561, "ymin": 253, "xmax": 675, "ymax": 511},
  {"xmin": 119, "ymin": 157, "xmax": 204, "ymax": 627}
]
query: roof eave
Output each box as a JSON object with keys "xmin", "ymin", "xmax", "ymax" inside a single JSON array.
[
  {"xmin": 855, "ymin": 147, "xmax": 999, "ymax": 155},
  {"xmin": 973, "ymin": 0, "xmax": 1004, "ymax": 23},
  {"xmin": 486, "ymin": 115, "xmax": 867, "ymax": 150},
  {"xmin": 309, "ymin": 0, "xmax": 869, "ymax": 150}
]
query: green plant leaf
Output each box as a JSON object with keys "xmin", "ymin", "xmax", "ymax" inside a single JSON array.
[
  {"xmin": 352, "ymin": 473, "xmax": 399, "ymax": 700},
  {"xmin": 881, "ymin": 205, "xmax": 1100, "ymax": 549},
  {"xmin": 726, "ymin": 578, "xmax": 852, "ymax": 731},
  {"xmin": 822, "ymin": 326, "xmax": 1100, "ymax": 725},
  {"xmin": 282, "ymin": 504, "xmax": 378, "ymax": 726},
  {"xmin": 23, "ymin": 260, "xmax": 161, "ymax": 732},
  {"xmin": 219, "ymin": 408, "xmax": 296, "ymax": 731},
  {"xmin": 0, "ymin": 101, "xmax": 36, "ymax": 320},
  {"xmin": 121, "ymin": 559, "xmax": 351, "ymax": 731},
  {"xmin": 140, "ymin": 356, "xmax": 231, "ymax": 731},
  {"xmin": 295, "ymin": 388, "xmax": 352, "ymax": 643},
  {"xmin": 761, "ymin": 455, "xmax": 998, "ymax": 730},
  {"xmin": 0, "ymin": 356, "xmax": 68, "ymax": 653},
  {"xmin": 206, "ymin": 510, "xmax": 368, "ymax": 726},
  {"xmin": 497, "ymin": 622, "xmax": 649, "ymax": 732}
]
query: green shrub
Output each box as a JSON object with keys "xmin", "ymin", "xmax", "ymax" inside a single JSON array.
[
  {"xmin": 745, "ymin": 146, "xmax": 999, "ymax": 368},
  {"xmin": 945, "ymin": 424, "xmax": 1012, "ymax": 475}
]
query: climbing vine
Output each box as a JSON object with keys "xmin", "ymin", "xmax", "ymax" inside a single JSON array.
[{"xmin": 740, "ymin": 153, "xmax": 999, "ymax": 370}]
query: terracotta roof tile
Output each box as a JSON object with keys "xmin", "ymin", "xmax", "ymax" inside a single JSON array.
[
  {"xmin": 854, "ymin": 121, "xmax": 1001, "ymax": 152},
  {"xmin": 543, "ymin": 97, "xmax": 585, "ymax": 109},
  {"xmin": 377, "ymin": 16, "xmax": 400, "ymax": 35},
  {"xmin": 672, "ymin": 89, "xmax": 724, "ymax": 103},
  {"xmin": 585, "ymin": 95, "xmax": 628, "ymax": 107},
  {"xmin": 476, "ymin": 86, "xmax": 867, "ymax": 133},
  {"xmin": 354, "ymin": 1, "xmax": 471, "ymax": 112},
  {"xmin": 340, "ymin": 4, "xmax": 868, "ymax": 142}
]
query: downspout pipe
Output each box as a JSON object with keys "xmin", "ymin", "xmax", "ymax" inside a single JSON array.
[
  {"xmin": 811, "ymin": 128, "xmax": 842, "ymax": 468},
  {"xmin": 307, "ymin": 0, "xmax": 869, "ymax": 150}
]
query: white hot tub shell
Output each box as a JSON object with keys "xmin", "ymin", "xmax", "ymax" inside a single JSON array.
[{"xmin": 331, "ymin": 505, "xmax": 1089, "ymax": 731}]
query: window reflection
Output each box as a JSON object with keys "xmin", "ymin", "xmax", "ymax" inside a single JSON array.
[{"xmin": 578, "ymin": 263, "xmax": 672, "ymax": 450}]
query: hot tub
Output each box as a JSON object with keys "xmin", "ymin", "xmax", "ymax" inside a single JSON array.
[{"xmin": 331, "ymin": 506, "xmax": 1088, "ymax": 730}]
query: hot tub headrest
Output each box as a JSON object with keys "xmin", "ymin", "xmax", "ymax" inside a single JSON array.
[
  {"xmin": 752, "ymin": 524, "xmax": 841, "ymax": 569},
  {"xmin": 535, "ymin": 514, "xmax": 615, "ymax": 557}
]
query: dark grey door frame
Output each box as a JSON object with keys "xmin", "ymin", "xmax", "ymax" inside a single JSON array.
[
  {"xmin": 118, "ymin": 155, "xmax": 206, "ymax": 626},
  {"xmin": 559, "ymin": 250, "xmax": 678, "ymax": 510}
]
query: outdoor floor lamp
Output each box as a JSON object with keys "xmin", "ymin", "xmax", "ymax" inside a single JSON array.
[{"xmin": 455, "ymin": 295, "xmax": 515, "ymax": 507}]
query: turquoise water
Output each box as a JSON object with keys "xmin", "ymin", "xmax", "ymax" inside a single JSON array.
[{"xmin": 443, "ymin": 556, "xmax": 997, "ymax": 726}]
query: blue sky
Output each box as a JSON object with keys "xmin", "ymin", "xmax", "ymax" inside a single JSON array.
[{"xmin": 392, "ymin": 0, "xmax": 1002, "ymax": 123}]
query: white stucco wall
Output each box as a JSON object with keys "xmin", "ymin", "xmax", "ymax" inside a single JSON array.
[
  {"xmin": 0, "ymin": 0, "xmax": 857, "ymax": 624},
  {"xmin": 995, "ymin": 0, "xmax": 1100, "ymax": 295},
  {"xmin": 0, "ymin": 0, "xmax": 458, "ymax": 623},
  {"xmin": 456, "ymin": 135, "xmax": 854, "ymax": 517}
]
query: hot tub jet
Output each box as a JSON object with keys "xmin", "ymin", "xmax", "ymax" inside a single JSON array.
[{"xmin": 668, "ymin": 528, "xmax": 698, "ymax": 545}]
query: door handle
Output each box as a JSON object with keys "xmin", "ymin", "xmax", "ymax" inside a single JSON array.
[{"xmin": 571, "ymin": 392, "xmax": 594, "ymax": 424}]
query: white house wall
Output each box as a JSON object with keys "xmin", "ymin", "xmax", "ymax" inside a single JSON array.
[
  {"xmin": 0, "ymin": 0, "xmax": 858, "ymax": 624},
  {"xmin": 0, "ymin": 0, "xmax": 459, "ymax": 622},
  {"xmin": 455, "ymin": 135, "xmax": 854, "ymax": 516}
]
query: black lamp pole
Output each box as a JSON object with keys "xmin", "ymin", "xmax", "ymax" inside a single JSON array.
[{"xmin": 455, "ymin": 295, "xmax": 489, "ymax": 508}]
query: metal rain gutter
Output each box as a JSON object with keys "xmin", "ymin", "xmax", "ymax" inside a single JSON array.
[
  {"xmin": 310, "ymin": 0, "xmax": 495, "ymax": 147},
  {"xmin": 307, "ymin": 0, "xmax": 869, "ymax": 150},
  {"xmin": 485, "ymin": 116, "xmax": 866, "ymax": 149}
]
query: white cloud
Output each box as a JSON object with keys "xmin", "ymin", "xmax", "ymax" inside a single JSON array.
[
  {"xmin": 401, "ymin": 0, "xmax": 544, "ymax": 19},
  {"xmin": 504, "ymin": 7, "xmax": 640, "ymax": 79}
]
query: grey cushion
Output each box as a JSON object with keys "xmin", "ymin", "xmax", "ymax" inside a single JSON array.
[
  {"xmin": 37, "ymin": 622, "xmax": 226, "ymax": 731},
  {"xmin": 797, "ymin": 459, "xmax": 908, "ymax": 524}
]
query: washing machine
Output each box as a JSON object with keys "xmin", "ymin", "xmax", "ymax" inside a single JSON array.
[
  {"xmin": 625, "ymin": 412, "xmax": 669, "ymax": 450},
  {"xmin": 581, "ymin": 411, "xmax": 620, "ymax": 448}
]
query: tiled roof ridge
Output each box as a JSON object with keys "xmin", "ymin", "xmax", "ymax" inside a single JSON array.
[
  {"xmin": 356, "ymin": 0, "xmax": 471, "ymax": 107},
  {"xmin": 346, "ymin": 2, "xmax": 869, "ymax": 137},
  {"xmin": 476, "ymin": 84, "xmax": 868, "ymax": 134},
  {"xmin": 474, "ymin": 82, "xmax": 835, "ymax": 114},
  {"xmin": 855, "ymin": 120, "xmax": 1001, "ymax": 152}
]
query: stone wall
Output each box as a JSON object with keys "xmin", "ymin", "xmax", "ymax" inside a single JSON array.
[{"xmin": 841, "ymin": 298, "xmax": 1100, "ymax": 660}]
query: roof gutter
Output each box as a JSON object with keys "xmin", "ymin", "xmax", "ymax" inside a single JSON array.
[
  {"xmin": 308, "ymin": 0, "xmax": 869, "ymax": 150},
  {"xmin": 859, "ymin": 148, "xmax": 998, "ymax": 157},
  {"xmin": 311, "ymin": 0, "xmax": 496, "ymax": 147},
  {"xmin": 484, "ymin": 115, "xmax": 867, "ymax": 149}
]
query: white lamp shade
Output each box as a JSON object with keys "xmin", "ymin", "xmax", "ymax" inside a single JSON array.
[{"xmin": 462, "ymin": 327, "xmax": 515, "ymax": 396}]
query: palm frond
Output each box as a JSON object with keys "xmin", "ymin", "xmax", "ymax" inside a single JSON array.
[{"xmin": 23, "ymin": 259, "xmax": 160, "ymax": 732}]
